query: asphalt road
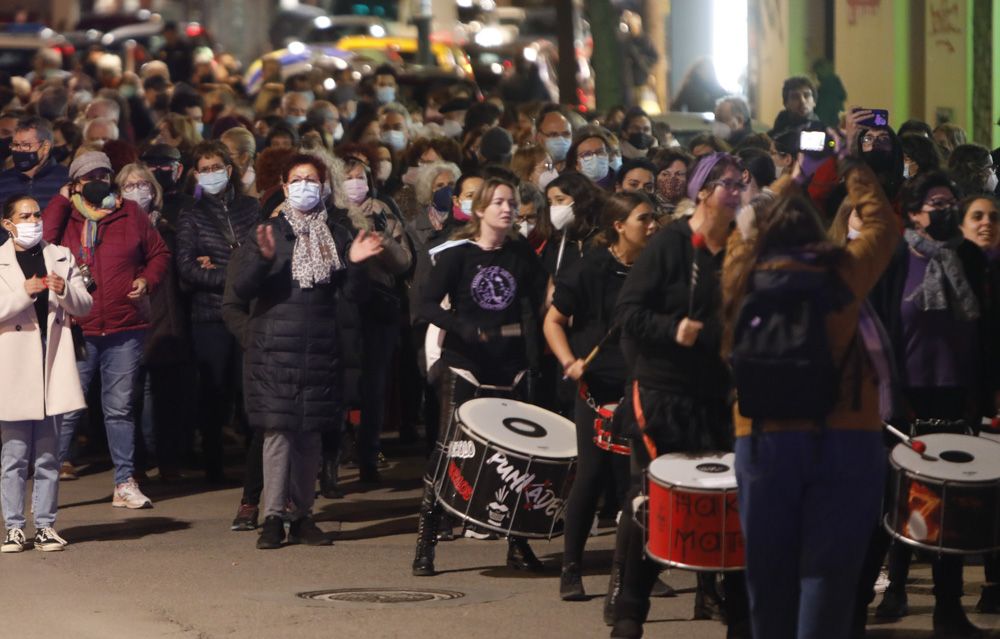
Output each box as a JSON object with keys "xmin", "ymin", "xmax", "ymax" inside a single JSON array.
[{"xmin": 5, "ymin": 450, "xmax": 998, "ymax": 638}]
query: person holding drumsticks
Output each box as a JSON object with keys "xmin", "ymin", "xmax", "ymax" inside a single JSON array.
[
  {"xmin": 0, "ymin": 195, "xmax": 92, "ymax": 552},
  {"xmin": 610, "ymin": 152, "xmax": 751, "ymax": 638},
  {"xmin": 412, "ymin": 176, "xmax": 547, "ymax": 577},
  {"xmin": 543, "ymin": 191, "xmax": 659, "ymax": 601},
  {"xmin": 720, "ymin": 147, "xmax": 899, "ymax": 637}
]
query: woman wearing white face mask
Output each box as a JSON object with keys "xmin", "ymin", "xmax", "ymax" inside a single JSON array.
[
  {"xmin": 337, "ymin": 157, "xmax": 413, "ymax": 483},
  {"xmin": 948, "ymin": 143, "xmax": 999, "ymax": 197},
  {"xmin": 230, "ymin": 153, "xmax": 384, "ymax": 550},
  {"xmin": 177, "ymin": 142, "xmax": 261, "ymax": 483},
  {"xmin": 0, "ymin": 195, "xmax": 92, "ymax": 552},
  {"xmin": 540, "ymin": 172, "xmax": 604, "ymax": 283}
]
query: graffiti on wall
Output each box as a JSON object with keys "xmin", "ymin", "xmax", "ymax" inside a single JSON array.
[
  {"xmin": 929, "ymin": 0, "xmax": 962, "ymax": 53},
  {"xmin": 847, "ymin": 0, "xmax": 881, "ymax": 26}
]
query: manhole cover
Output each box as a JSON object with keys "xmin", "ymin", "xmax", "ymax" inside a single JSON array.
[{"xmin": 297, "ymin": 588, "xmax": 465, "ymax": 604}]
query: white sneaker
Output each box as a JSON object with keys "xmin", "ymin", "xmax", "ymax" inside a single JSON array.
[
  {"xmin": 112, "ymin": 478, "xmax": 153, "ymax": 509},
  {"xmin": 33, "ymin": 527, "xmax": 67, "ymax": 551},
  {"xmin": 1, "ymin": 528, "xmax": 26, "ymax": 553}
]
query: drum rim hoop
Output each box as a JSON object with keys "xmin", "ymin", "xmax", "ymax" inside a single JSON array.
[
  {"xmin": 436, "ymin": 498, "xmax": 560, "ymax": 540},
  {"xmin": 881, "ymin": 515, "xmax": 1000, "ymax": 555},
  {"xmin": 643, "ymin": 542, "xmax": 745, "ymax": 572},
  {"xmin": 887, "ymin": 456, "xmax": 1000, "ymax": 486},
  {"xmin": 452, "ymin": 416, "xmax": 578, "ymax": 463}
]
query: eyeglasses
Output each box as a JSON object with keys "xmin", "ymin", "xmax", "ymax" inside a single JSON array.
[
  {"xmin": 542, "ymin": 130, "xmax": 572, "ymax": 139},
  {"xmin": 862, "ymin": 133, "xmax": 891, "ymax": 146},
  {"xmin": 711, "ymin": 179, "xmax": 747, "ymax": 192},
  {"xmin": 122, "ymin": 181, "xmax": 152, "ymax": 194},
  {"xmin": 198, "ymin": 164, "xmax": 227, "ymax": 173},
  {"xmin": 10, "ymin": 140, "xmax": 41, "ymax": 152},
  {"xmin": 923, "ymin": 197, "xmax": 957, "ymax": 209},
  {"xmin": 579, "ymin": 149, "xmax": 608, "ymax": 161}
]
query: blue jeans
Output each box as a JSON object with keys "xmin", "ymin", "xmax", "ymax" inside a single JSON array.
[
  {"xmin": 2, "ymin": 416, "xmax": 61, "ymax": 529},
  {"xmin": 58, "ymin": 329, "xmax": 146, "ymax": 485},
  {"xmin": 735, "ymin": 429, "xmax": 885, "ymax": 639}
]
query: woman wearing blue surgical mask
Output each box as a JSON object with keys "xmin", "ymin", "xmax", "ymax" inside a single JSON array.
[
  {"xmin": 177, "ymin": 142, "xmax": 261, "ymax": 483},
  {"xmin": 336, "ymin": 157, "xmax": 413, "ymax": 483},
  {"xmin": 565, "ymin": 126, "xmax": 615, "ymax": 191}
]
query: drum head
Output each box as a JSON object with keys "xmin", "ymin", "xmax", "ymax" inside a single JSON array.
[
  {"xmin": 649, "ymin": 452, "xmax": 737, "ymax": 490},
  {"xmin": 891, "ymin": 433, "xmax": 1000, "ymax": 482},
  {"xmin": 456, "ymin": 398, "xmax": 577, "ymax": 459}
]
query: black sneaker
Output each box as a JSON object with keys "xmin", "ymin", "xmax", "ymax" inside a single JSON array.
[
  {"xmin": 287, "ymin": 517, "xmax": 332, "ymax": 546},
  {"xmin": 256, "ymin": 515, "xmax": 285, "ymax": 550},
  {"xmin": 231, "ymin": 503, "xmax": 259, "ymax": 531},
  {"xmin": 977, "ymin": 584, "xmax": 1000, "ymax": 614},
  {"xmin": 1, "ymin": 528, "xmax": 26, "ymax": 553},
  {"xmin": 33, "ymin": 527, "xmax": 67, "ymax": 552}
]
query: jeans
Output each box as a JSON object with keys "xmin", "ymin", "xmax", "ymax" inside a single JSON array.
[
  {"xmin": 58, "ymin": 329, "xmax": 146, "ymax": 485},
  {"xmin": 735, "ymin": 430, "xmax": 885, "ymax": 639},
  {"xmin": 357, "ymin": 320, "xmax": 399, "ymax": 471},
  {"xmin": 2, "ymin": 416, "xmax": 61, "ymax": 529}
]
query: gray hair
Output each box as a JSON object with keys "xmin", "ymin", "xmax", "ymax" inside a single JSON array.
[
  {"xmin": 15, "ymin": 115, "xmax": 53, "ymax": 143},
  {"xmin": 415, "ymin": 161, "xmax": 461, "ymax": 206},
  {"xmin": 86, "ymin": 97, "xmax": 121, "ymax": 123},
  {"xmin": 83, "ymin": 117, "xmax": 120, "ymax": 142},
  {"xmin": 381, "ymin": 101, "xmax": 412, "ymax": 134}
]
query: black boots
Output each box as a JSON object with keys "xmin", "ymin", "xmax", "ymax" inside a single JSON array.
[
  {"xmin": 412, "ymin": 485, "xmax": 440, "ymax": 576},
  {"xmin": 256, "ymin": 515, "xmax": 284, "ymax": 550},
  {"xmin": 604, "ymin": 557, "xmax": 624, "ymax": 625},
  {"xmin": 874, "ymin": 585, "xmax": 908, "ymax": 618},
  {"xmin": 933, "ymin": 599, "xmax": 983, "ymax": 638},
  {"xmin": 560, "ymin": 562, "xmax": 586, "ymax": 601},
  {"xmin": 319, "ymin": 459, "xmax": 343, "ymax": 499},
  {"xmin": 287, "ymin": 517, "xmax": 332, "ymax": 546},
  {"xmin": 506, "ymin": 536, "xmax": 543, "ymax": 571},
  {"xmin": 694, "ymin": 572, "xmax": 726, "ymax": 622}
]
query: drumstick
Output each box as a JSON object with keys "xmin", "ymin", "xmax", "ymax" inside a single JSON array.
[
  {"xmin": 884, "ymin": 423, "xmax": 928, "ymax": 455},
  {"xmin": 563, "ymin": 324, "xmax": 621, "ymax": 381}
]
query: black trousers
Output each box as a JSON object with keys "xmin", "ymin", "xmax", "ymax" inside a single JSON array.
[
  {"xmin": 612, "ymin": 385, "xmax": 748, "ymax": 627},
  {"xmin": 191, "ymin": 322, "xmax": 242, "ymax": 477},
  {"xmin": 562, "ymin": 393, "xmax": 630, "ymax": 567}
]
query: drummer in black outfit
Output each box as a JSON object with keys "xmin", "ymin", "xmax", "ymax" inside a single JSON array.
[
  {"xmin": 544, "ymin": 191, "xmax": 659, "ymax": 601},
  {"xmin": 412, "ymin": 177, "xmax": 548, "ymax": 576},
  {"xmin": 609, "ymin": 153, "xmax": 750, "ymax": 639}
]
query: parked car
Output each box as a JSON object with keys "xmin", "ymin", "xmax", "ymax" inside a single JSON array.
[
  {"xmin": 243, "ymin": 44, "xmax": 358, "ymax": 95},
  {"xmin": 301, "ymin": 15, "xmax": 389, "ymax": 46},
  {"xmin": 336, "ymin": 35, "xmax": 474, "ymax": 79},
  {"xmin": 0, "ymin": 25, "xmax": 72, "ymax": 78}
]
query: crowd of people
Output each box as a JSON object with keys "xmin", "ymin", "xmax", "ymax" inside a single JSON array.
[{"xmin": 0, "ymin": 37, "xmax": 999, "ymax": 638}]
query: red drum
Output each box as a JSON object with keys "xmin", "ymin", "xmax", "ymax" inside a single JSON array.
[
  {"xmin": 885, "ymin": 433, "xmax": 1000, "ymax": 554},
  {"xmin": 592, "ymin": 402, "xmax": 631, "ymax": 456},
  {"xmin": 645, "ymin": 452, "xmax": 744, "ymax": 571}
]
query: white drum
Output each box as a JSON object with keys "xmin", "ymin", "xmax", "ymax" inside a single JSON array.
[
  {"xmin": 885, "ymin": 433, "xmax": 1000, "ymax": 554},
  {"xmin": 434, "ymin": 397, "xmax": 578, "ymax": 538}
]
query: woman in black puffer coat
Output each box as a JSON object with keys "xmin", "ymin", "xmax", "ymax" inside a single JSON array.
[
  {"xmin": 176, "ymin": 141, "xmax": 261, "ymax": 481},
  {"xmin": 231, "ymin": 153, "xmax": 383, "ymax": 550}
]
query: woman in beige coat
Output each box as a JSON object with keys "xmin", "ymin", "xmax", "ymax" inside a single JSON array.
[{"xmin": 0, "ymin": 195, "xmax": 92, "ymax": 553}]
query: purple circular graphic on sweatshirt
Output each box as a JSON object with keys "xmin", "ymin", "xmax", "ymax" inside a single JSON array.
[{"xmin": 470, "ymin": 266, "xmax": 517, "ymax": 311}]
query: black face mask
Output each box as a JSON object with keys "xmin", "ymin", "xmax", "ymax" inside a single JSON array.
[
  {"xmin": 152, "ymin": 168, "xmax": 178, "ymax": 192},
  {"xmin": 50, "ymin": 145, "xmax": 70, "ymax": 163},
  {"xmin": 11, "ymin": 150, "xmax": 40, "ymax": 172},
  {"xmin": 81, "ymin": 180, "xmax": 114, "ymax": 208},
  {"xmin": 925, "ymin": 205, "xmax": 959, "ymax": 241},
  {"xmin": 628, "ymin": 132, "xmax": 654, "ymax": 150},
  {"xmin": 0, "ymin": 137, "xmax": 11, "ymax": 162},
  {"xmin": 863, "ymin": 149, "xmax": 894, "ymax": 174}
]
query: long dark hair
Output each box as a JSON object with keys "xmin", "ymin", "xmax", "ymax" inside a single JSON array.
[
  {"xmin": 595, "ymin": 191, "xmax": 654, "ymax": 246},
  {"xmin": 540, "ymin": 171, "xmax": 604, "ymax": 242},
  {"xmin": 721, "ymin": 194, "xmax": 845, "ymax": 355}
]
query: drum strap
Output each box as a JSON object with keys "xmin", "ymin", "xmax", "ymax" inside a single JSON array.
[
  {"xmin": 632, "ymin": 380, "xmax": 658, "ymax": 459},
  {"xmin": 578, "ymin": 381, "xmax": 619, "ymax": 419}
]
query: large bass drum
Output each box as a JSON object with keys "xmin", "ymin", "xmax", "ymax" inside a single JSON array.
[
  {"xmin": 434, "ymin": 397, "xmax": 577, "ymax": 539},
  {"xmin": 884, "ymin": 433, "xmax": 1000, "ymax": 554}
]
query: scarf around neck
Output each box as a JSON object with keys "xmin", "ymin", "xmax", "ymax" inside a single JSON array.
[
  {"xmin": 903, "ymin": 229, "xmax": 980, "ymax": 321},
  {"xmin": 72, "ymin": 193, "xmax": 115, "ymax": 257},
  {"xmin": 282, "ymin": 200, "xmax": 343, "ymax": 289}
]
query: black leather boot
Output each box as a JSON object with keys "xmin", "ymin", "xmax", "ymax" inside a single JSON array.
[
  {"xmin": 560, "ymin": 562, "xmax": 586, "ymax": 601},
  {"xmin": 507, "ymin": 536, "xmax": 543, "ymax": 571},
  {"xmin": 694, "ymin": 572, "xmax": 726, "ymax": 622},
  {"xmin": 319, "ymin": 459, "xmax": 343, "ymax": 499},
  {"xmin": 933, "ymin": 599, "xmax": 983, "ymax": 638},
  {"xmin": 412, "ymin": 485, "xmax": 440, "ymax": 576}
]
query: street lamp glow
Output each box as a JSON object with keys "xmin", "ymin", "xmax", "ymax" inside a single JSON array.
[
  {"xmin": 711, "ymin": 0, "xmax": 749, "ymax": 95},
  {"xmin": 288, "ymin": 41, "xmax": 307, "ymax": 55},
  {"xmin": 314, "ymin": 16, "xmax": 332, "ymax": 29},
  {"xmin": 323, "ymin": 78, "xmax": 336, "ymax": 91}
]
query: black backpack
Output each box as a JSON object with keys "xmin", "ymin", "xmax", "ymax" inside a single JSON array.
[{"xmin": 731, "ymin": 260, "xmax": 853, "ymax": 421}]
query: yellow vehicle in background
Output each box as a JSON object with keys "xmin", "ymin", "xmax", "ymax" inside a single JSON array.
[{"xmin": 335, "ymin": 35, "xmax": 474, "ymax": 79}]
